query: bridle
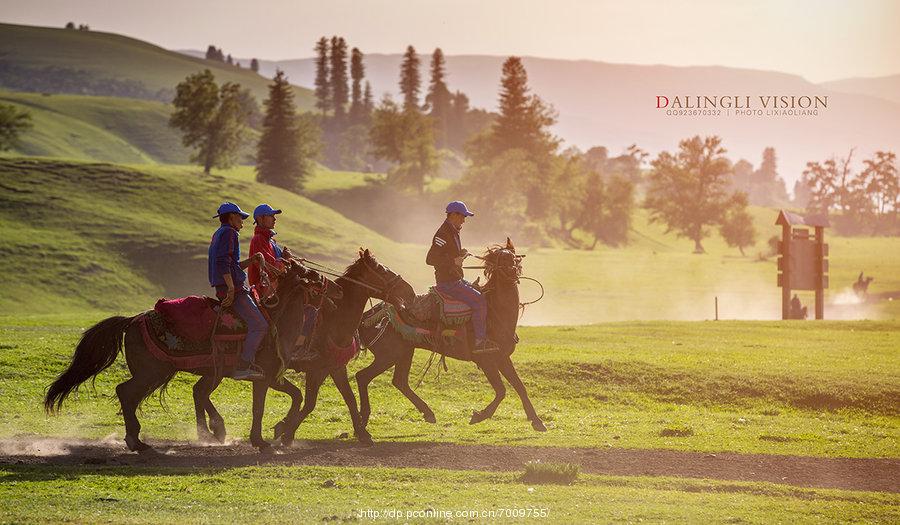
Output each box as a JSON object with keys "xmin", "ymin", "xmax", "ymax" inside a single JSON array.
[{"xmin": 303, "ymin": 256, "xmax": 405, "ymax": 305}]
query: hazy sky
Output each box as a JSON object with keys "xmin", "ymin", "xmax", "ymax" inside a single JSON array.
[{"xmin": 2, "ymin": 0, "xmax": 898, "ymax": 82}]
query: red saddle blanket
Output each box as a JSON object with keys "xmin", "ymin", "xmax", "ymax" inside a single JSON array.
[{"xmin": 154, "ymin": 296, "xmax": 246, "ymax": 342}]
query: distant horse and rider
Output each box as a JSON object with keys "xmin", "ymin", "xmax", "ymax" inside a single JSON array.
[{"xmin": 44, "ymin": 200, "xmax": 545, "ymax": 452}]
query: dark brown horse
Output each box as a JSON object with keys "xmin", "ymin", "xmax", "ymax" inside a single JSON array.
[
  {"xmin": 356, "ymin": 239, "xmax": 546, "ymax": 435},
  {"xmin": 243, "ymin": 249, "xmax": 414, "ymax": 450},
  {"xmin": 45, "ymin": 251, "xmax": 412, "ymax": 453}
]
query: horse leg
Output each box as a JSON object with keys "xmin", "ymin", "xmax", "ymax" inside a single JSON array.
[
  {"xmin": 269, "ymin": 378, "xmax": 303, "ymax": 443},
  {"xmin": 470, "ymin": 361, "xmax": 505, "ymax": 425},
  {"xmin": 249, "ymin": 379, "xmax": 271, "ymax": 452},
  {"xmin": 203, "ymin": 376, "xmax": 226, "ymax": 442},
  {"xmin": 498, "ymin": 355, "xmax": 546, "ymax": 431},
  {"xmin": 331, "ymin": 366, "xmax": 373, "ymax": 445},
  {"xmin": 192, "ymin": 375, "xmax": 222, "ymax": 443},
  {"xmin": 392, "ymin": 348, "xmax": 436, "ymax": 423},
  {"xmin": 118, "ymin": 326, "xmax": 175, "ymax": 453},
  {"xmin": 281, "ymin": 369, "xmax": 327, "ymax": 447},
  {"xmin": 355, "ymin": 344, "xmax": 399, "ymax": 429}
]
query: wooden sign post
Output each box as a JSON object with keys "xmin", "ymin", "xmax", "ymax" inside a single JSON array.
[{"xmin": 776, "ymin": 210, "xmax": 829, "ymax": 320}]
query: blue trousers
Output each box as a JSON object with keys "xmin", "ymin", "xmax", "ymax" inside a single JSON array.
[
  {"xmin": 230, "ymin": 289, "xmax": 268, "ymax": 362},
  {"xmin": 436, "ymin": 279, "xmax": 487, "ymax": 341}
]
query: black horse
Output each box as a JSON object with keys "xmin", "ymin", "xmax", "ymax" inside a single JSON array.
[{"xmin": 356, "ymin": 239, "xmax": 546, "ymax": 435}]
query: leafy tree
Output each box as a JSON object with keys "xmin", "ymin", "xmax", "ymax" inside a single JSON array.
[
  {"xmin": 205, "ymin": 45, "xmax": 224, "ymax": 62},
  {"xmin": 748, "ymin": 147, "xmax": 789, "ymax": 205},
  {"xmin": 369, "ymin": 96, "xmax": 436, "ymax": 193},
  {"xmin": 399, "ymin": 45, "xmax": 421, "ymax": 112},
  {"xmin": 425, "ymin": 48, "xmax": 451, "ymax": 148},
  {"xmin": 861, "ymin": 151, "xmax": 899, "ymax": 231},
  {"xmin": 169, "ymin": 70, "xmax": 249, "ymax": 173},
  {"xmin": 65, "ymin": 22, "xmax": 75, "ymax": 29},
  {"xmin": 800, "ymin": 150, "xmax": 854, "ymax": 214},
  {"xmin": 250, "ymin": 58, "xmax": 260, "ymax": 73},
  {"xmin": 313, "ymin": 37, "xmax": 330, "ymax": 116},
  {"xmin": 256, "ymin": 70, "xmax": 320, "ymax": 190},
  {"xmin": 719, "ymin": 192, "xmax": 757, "ymax": 255},
  {"xmin": 0, "ymin": 103, "xmax": 33, "ymax": 151},
  {"xmin": 329, "ymin": 36, "xmax": 349, "ymax": 121},
  {"xmin": 644, "ymin": 135, "xmax": 739, "ymax": 253}
]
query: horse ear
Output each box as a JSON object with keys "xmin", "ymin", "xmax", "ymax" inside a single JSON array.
[
  {"xmin": 506, "ymin": 237, "xmax": 514, "ymax": 250},
  {"xmin": 364, "ymin": 248, "xmax": 371, "ymax": 258}
]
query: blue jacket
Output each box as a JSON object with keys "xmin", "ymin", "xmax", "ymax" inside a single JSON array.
[{"xmin": 208, "ymin": 224, "xmax": 245, "ymax": 288}]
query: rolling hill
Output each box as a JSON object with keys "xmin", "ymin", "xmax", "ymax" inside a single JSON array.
[
  {"xmin": 0, "ymin": 90, "xmax": 189, "ymax": 163},
  {"xmin": 0, "ymin": 23, "xmax": 314, "ymax": 109},
  {"xmin": 2, "ymin": 157, "xmax": 897, "ymax": 321}
]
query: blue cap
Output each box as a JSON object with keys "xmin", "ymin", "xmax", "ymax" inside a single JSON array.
[
  {"xmin": 213, "ymin": 202, "xmax": 250, "ymax": 219},
  {"xmin": 446, "ymin": 200, "xmax": 474, "ymax": 217},
  {"xmin": 253, "ymin": 203, "xmax": 282, "ymax": 223}
]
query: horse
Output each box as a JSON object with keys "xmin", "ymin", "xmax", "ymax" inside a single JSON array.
[
  {"xmin": 853, "ymin": 272, "xmax": 874, "ymax": 299},
  {"xmin": 355, "ymin": 238, "xmax": 546, "ymax": 435},
  {"xmin": 241, "ymin": 248, "xmax": 415, "ymax": 450}
]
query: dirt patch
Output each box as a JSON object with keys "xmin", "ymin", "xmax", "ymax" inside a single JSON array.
[{"xmin": 0, "ymin": 436, "xmax": 897, "ymax": 493}]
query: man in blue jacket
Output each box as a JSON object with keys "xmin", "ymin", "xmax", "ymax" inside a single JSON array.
[
  {"xmin": 426, "ymin": 201, "xmax": 498, "ymax": 354},
  {"xmin": 209, "ymin": 202, "xmax": 267, "ymax": 381}
]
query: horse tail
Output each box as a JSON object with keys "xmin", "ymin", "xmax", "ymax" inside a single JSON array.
[{"xmin": 44, "ymin": 315, "xmax": 137, "ymax": 414}]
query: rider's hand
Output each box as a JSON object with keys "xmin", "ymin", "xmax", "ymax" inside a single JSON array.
[
  {"xmin": 254, "ymin": 253, "xmax": 265, "ymax": 266},
  {"xmin": 221, "ymin": 288, "xmax": 235, "ymax": 308},
  {"xmin": 454, "ymin": 256, "xmax": 465, "ymax": 267},
  {"xmin": 460, "ymin": 248, "xmax": 469, "ymax": 256}
]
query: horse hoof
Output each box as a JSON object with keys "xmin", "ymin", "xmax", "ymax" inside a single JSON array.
[
  {"xmin": 531, "ymin": 419, "xmax": 547, "ymax": 432},
  {"xmin": 197, "ymin": 429, "xmax": 218, "ymax": 444},
  {"xmin": 273, "ymin": 420, "xmax": 285, "ymax": 440},
  {"xmin": 423, "ymin": 412, "xmax": 437, "ymax": 424},
  {"xmin": 125, "ymin": 435, "xmax": 152, "ymax": 453},
  {"xmin": 469, "ymin": 410, "xmax": 489, "ymax": 425},
  {"xmin": 210, "ymin": 420, "xmax": 227, "ymax": 443},
  {"xmin": 258, "ymin": 444, "xmax": 275, "ymax": 457},
  {"xmin": 251, "ymin": 437, "xmax": 271, "ymax": 451},
  {"xmin": 280, "ymin": 435, "xmax": 294, "ymax": 448},
  {"xmin": 356, "ymin": 431, "xmax": 374, "ymax": 446}
]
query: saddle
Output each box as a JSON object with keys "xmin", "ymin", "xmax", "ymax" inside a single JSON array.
[{"xmin": 137, "ymin": 295, "xmax": 249, "ymax": 371}]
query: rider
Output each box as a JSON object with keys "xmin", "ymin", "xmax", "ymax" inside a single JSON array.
[
  {"xmin": 426, "ymin": 201, "xmax": 498, "ymax": 354},
  {"xmin": 209, "ymin": 202, "xmax": 267, "ymax": 381},
  {"xmin": 248, "ymin": 203, "xmax": 319, "ymax": 358}
]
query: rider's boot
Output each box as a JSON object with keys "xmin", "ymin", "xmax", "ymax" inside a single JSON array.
[
  {"xmin": 472, "ymin": 339, "xmax": 499, "ymax": 355},
  {"xmin": 232, "ymin": 359, "xmax": 265, "ymax": 381}
]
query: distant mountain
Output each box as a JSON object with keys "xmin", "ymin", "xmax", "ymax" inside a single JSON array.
[
  {"xmin": 185, "ymin": 50, "xmax": 900, "ymax": 186},
  {"xmin": 0, "ymin": 23, "xmax": 314, "ymax": 109},
  {"xmin": 820, "ymin": 74, "xmax": 900, "ymax": 106}
]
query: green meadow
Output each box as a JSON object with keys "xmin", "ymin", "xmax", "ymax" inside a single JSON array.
[
  {"xmin": 2, "ymin": 316, "xmax": 896, "ymax": 459},
  {"xmin": 1, "ymin": 465, "xmax": 895, "ymax": 524}
]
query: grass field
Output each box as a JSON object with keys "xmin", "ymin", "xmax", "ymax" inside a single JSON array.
[
  {"xmin": 0, "ymin": 23, "xmax": 314, "ymax": 108},
  {"xmin": 1, "ymin": 314, "xmax": 897, "ymax": 522},
  {"xmin": 1, "ymin": 464, "xmax": 895, "ymax": 524},
  {"xmin": 2, "ymin": 315, "xmax": 896, "ymax": 458}
]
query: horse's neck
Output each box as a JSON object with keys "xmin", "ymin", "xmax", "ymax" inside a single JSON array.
[
  {"xmin": 330, "ymin": 281, "xmax": 368, "ymax": 343},
  {"xmin": 487, "ymin": 281, "xmax": 520, "ymax": 327}
]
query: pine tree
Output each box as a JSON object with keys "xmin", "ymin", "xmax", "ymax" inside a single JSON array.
[
  {"xmin": 205, "ymin": 45, "xmax": 219, "ymax": 61},
  {"xmin": 256, "ymin": 70, "xmax": 319, "ymax": 190},
  {"xmin": 313, "ymin": 37, "xmax": 330, "ymax": 116},
  {"xmin": 226, "ymin": 54, "xmax": 233, "ymax": 65},
  {"xmin": 487, "ymin": 56, "xmax": 557, "ymax": 161},
  {"xmin": 363, "ymin": 81, "xmax": 374, "ymax": 116},
  {"xmin": 250, "ymin": 58, "xmax": 260, "ymax": 73},
  {"xmin": 329, "ymin": 36, "xmax": 349, "ymax": 122},
  {"xmin": 399, "ymin": 45, "xmax": 421, "ymax": 112},
  {"xmin": 425, "ymin": 48, "xmax": 451, "ymax": 148},
  {"xmin": 349, "ymin": 47, "xmax": 366, "ymax": 123}
]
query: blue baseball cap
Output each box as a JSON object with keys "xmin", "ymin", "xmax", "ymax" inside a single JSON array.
[
  {"xmin": 213, "ymin": 202, "xmax": 250, "ymax": 219},
  {"xmin": 253, "ymin": 203, "xmax": 282, "ymax": 223},
  {"xmin": 446, "ymin": 200, "xmax": 474, "ymax": 217}
]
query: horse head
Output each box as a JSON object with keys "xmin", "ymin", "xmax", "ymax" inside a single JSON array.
[
  {"xmin": 482, "ymin": 237, "xmax": 523, "ymax": 286},
  {"xmin": 343, "ymin": 248, "xmax": 416, "ymax": 308}
]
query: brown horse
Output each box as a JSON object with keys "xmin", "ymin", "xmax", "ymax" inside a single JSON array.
[
  {"xmin": 45, "ymin": 252, "xmax": 412, "ymax": 453},
  {"xmin": 243, "ymin": 249, "xmax": 415, "ymax": 450},
  {"xmin": 356, "ymin": 239, "xmax": 546, "ymax": 435}
]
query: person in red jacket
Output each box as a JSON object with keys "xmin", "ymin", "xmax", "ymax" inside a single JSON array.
[
  {"xmin": 248, "ymin": 204, "xmax": 287, "ymax": 297},
  {"xmin": 249, "ymin": 204, "xmax": 319, "ymax": 358}
]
